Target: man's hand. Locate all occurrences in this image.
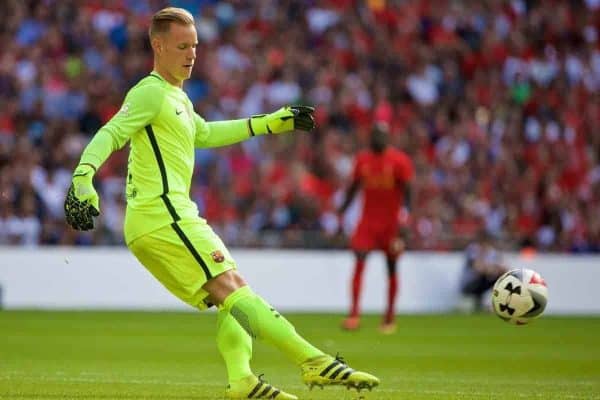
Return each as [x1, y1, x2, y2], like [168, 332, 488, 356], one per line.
[390, 225, 410, 255]
[248, 105, 315, 135]
[64, 164, 100, 231]
[389, 237, 406, 256]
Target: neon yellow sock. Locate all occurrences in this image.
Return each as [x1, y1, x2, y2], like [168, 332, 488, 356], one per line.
[216, 307, 253, 382]
[223, 286, 324, 365]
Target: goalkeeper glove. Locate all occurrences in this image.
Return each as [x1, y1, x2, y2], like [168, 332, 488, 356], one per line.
[64, 164, 100, 231]
[248, 105, 315, 136]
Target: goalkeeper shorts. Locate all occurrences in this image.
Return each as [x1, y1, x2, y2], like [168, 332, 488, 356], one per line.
[128, 218, 237, 310]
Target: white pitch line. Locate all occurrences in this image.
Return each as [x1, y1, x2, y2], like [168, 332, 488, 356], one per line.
[1, 375, 598, 399]
[3, 370, 598, 387]
[383, 375, 599, 386]
[389, 388, 599, 400]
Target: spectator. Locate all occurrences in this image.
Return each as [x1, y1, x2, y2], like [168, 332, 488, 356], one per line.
[0, 0, 598, 251]
[458, 232, 507, 313]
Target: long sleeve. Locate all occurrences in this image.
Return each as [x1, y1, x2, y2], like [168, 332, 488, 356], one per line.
[80, 82, 164, 169]
[194, 114, 251, 148]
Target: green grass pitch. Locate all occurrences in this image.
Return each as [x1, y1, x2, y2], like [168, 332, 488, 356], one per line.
[1, 311, 599, 399]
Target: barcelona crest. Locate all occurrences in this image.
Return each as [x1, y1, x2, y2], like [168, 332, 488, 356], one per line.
[211, 250, 225, 263]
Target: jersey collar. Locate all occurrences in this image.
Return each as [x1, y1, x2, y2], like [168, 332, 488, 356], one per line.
[149, 71, 165, 81]
[149, 70, 185, 93]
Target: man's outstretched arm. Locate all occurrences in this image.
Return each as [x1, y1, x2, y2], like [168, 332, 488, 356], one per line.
[195, 105, 315, 148]
[64, 83, 163, 231]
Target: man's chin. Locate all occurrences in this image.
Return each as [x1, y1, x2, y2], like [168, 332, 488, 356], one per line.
[172, 75, 187, 83]
[178, 72, 192, 81]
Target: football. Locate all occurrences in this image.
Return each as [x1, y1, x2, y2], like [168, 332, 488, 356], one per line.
[491, 268, 548, 325]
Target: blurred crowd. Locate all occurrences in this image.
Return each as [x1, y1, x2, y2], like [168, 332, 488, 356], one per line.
[0, 0, 599, 251]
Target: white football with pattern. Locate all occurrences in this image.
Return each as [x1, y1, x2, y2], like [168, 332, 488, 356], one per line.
[492, 268, 548, 325]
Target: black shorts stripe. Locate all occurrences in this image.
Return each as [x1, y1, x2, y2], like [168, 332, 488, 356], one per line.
[171, 222, 212, 280]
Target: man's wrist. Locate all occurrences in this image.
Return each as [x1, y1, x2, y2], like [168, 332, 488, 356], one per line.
[248, 115, 269, 136]
[79, 163, 97, 172]
[73, 163, 97, 178]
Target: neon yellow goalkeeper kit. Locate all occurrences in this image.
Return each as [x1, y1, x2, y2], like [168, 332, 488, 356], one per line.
[66, 70, 379, 398]
[79, 72, 252, 243]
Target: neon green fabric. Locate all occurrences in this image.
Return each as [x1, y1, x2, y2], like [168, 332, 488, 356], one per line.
[78, 71, 251, 243]
[216, 308, 253, 382]
[195, 118, 249, 148]
[128, 219, 237, 311]
[71, 164, 99, 211]
[223, 286, 324, 365]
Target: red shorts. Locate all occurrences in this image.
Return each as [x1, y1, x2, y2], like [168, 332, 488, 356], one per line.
[351, 220, 402, 255]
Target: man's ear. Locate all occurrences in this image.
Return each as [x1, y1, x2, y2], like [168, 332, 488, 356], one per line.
[151, 36, 162, 54]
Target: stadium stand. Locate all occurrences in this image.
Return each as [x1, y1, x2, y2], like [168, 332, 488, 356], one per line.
[0, 0, 598, 251]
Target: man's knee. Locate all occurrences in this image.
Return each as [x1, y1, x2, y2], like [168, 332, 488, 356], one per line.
[203, 270, 247, 306]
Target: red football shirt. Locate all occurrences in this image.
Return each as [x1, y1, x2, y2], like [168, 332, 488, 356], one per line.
[352, 148, 414, 223]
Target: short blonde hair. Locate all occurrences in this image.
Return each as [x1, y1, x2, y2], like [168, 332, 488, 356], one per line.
[149, 7, 195, 38]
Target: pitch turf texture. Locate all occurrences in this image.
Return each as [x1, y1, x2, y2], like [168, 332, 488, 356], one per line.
[1, 312, 598, 399]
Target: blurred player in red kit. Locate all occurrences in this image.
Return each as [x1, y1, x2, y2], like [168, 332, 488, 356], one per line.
[338, 125, 414, 334]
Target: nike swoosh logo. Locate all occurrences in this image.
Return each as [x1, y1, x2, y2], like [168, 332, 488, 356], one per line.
[176, 109, 183, 115]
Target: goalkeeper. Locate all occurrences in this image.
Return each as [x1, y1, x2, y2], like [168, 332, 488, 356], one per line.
[64, 7, 378, 400]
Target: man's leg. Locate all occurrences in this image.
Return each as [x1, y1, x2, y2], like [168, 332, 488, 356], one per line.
[206, 273, 323, 365]
[217, 308, 298, 400]
[216, 308, 253, 382]
[463, 275, 493, 312]
[342, 251, 367, 330]
[380, 254, 399, 334]
[128, 220, 299, 399]
[460, 274, 482, 313]
[205, 270, 380, 391]
[474, 276, 499, 312]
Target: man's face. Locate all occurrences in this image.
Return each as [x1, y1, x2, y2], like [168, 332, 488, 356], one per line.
[155, 23, 197, 83]
[369, 129, 388, 153]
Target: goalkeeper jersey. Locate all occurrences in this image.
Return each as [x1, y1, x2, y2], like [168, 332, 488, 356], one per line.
[80, 72, 249, 244]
